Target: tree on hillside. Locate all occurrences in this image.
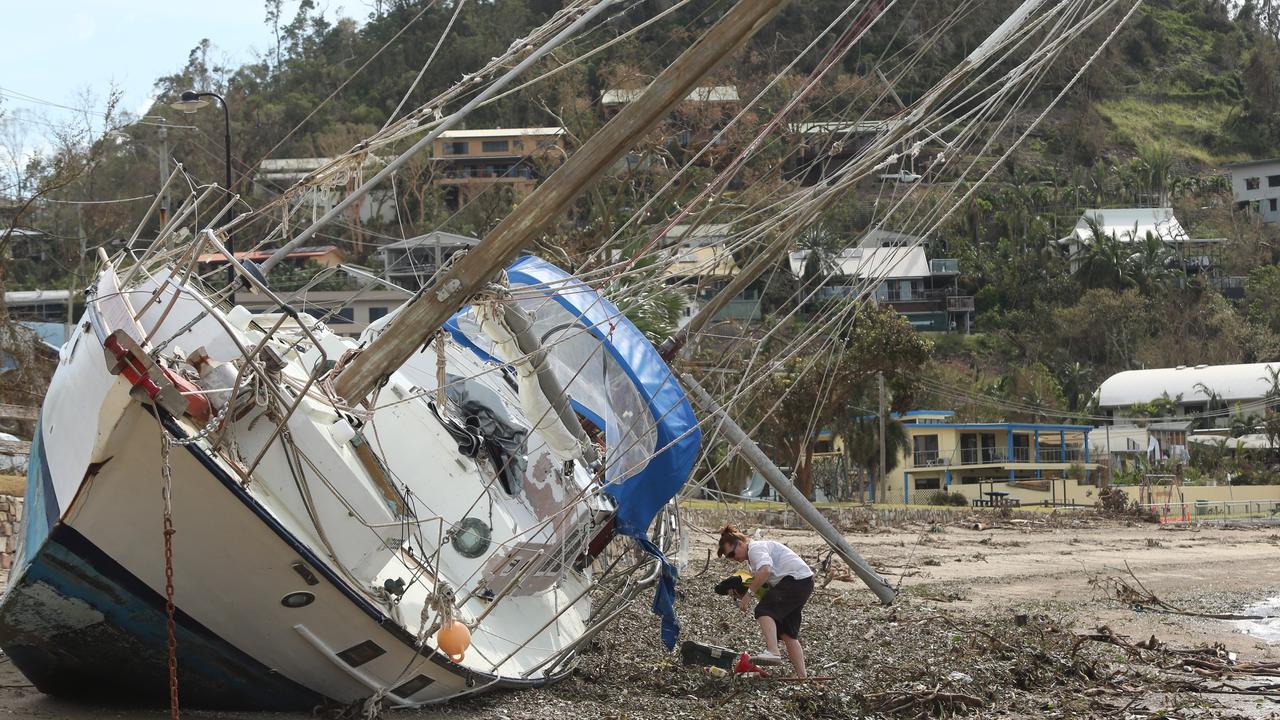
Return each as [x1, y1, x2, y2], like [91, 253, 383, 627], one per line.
[1057, 361, 1094, 413]
[1242, 36, 1280, 146]
[733, 305, 931, 499]
[1137, 143, 1175, 207]
[1128, 231, 1179, 294]
[1074, 218, 1134, 291]
[1052, 288, 1153, 373]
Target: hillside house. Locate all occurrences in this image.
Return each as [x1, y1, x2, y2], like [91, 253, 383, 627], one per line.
[378, 231, 480, 291]
[655, 223, 761, 324]
[787, 231, 971, 332]
[197, 245, 346, 271]
[430, 128, 565, 210]
[257, 157, 397, 224]
[1226, 158, 1280, 224]
[1063, 208, 1235, 289]
[1063, 207, 1189, 253]
[785, 120, 907, 186]
[3, 289, 76, 323]
[602, 86, 739, 155]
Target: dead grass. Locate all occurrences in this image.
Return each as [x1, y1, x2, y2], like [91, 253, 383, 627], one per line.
[1095, 98, 1245, 166]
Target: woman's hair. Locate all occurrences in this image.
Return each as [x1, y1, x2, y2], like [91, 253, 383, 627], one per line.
[717, 524, 751, 557]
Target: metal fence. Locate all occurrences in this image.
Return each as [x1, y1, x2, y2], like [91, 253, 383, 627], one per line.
[1139, 500, 1280, 522]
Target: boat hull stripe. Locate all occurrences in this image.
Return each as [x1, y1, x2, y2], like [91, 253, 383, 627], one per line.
[0, 523, 323, 710]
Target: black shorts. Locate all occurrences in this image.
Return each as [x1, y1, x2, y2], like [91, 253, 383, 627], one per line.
[753, 575, 814, 639]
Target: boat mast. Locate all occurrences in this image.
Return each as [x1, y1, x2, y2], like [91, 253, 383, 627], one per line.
[658, 0, 1051, 360]
[333, 0, 790, 405]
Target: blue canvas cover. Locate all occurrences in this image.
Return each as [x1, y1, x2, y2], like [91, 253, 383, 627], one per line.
[445, 256, 701, 647]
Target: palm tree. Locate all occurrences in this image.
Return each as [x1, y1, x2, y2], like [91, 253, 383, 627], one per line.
[1073, 216, 1134, 290]
[1058, 362, 1093, 413]
[1230, 410, 1262, 439]
[841, 416, 911, 503]
[1138, 143, 1176, 206]
[1192, 382, 1226, 430]
[1260, 365, 1280, 400]
[1127, 231, 1178, 293]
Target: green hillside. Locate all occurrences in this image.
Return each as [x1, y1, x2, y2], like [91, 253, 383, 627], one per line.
[6, 0, 1280, 435]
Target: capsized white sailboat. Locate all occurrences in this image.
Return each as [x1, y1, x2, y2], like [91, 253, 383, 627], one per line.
[0, 237, 697, 708]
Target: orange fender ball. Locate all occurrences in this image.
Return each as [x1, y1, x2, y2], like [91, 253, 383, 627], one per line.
[436, 620, 471, 662]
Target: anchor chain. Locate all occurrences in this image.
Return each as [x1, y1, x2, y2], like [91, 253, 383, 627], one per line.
[160, 433, 181, 719]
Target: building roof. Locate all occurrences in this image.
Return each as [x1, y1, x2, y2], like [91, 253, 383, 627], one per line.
[858, 228, 926, 249]
[1066, 208, 1189, 246]
[378, 231, 481, 252]
[437, 127, 565, 139]
[1096, 362, 1280, 407]
[1188, 432, 1275, 449]
[4, 289, 73, 305]
[787, 245, 931, 281]
[197, 245, 343, 264]
[258, 156, 386, 185]
[1224, 158, 1280, 170]
[662, 245, 739, 279]
[660, 223, 736, 246]
[259, 157, 384, 172]
[602, 85, 739, 105]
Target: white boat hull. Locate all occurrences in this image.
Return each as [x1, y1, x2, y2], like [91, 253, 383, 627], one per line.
[0, 267, 591, 708]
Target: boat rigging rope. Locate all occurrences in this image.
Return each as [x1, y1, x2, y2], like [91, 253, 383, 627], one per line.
[160, 433, 181, 720]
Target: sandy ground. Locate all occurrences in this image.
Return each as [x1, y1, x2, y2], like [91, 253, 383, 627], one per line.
[804, 518, 1280, 662]
[0, 516, 1277, 718]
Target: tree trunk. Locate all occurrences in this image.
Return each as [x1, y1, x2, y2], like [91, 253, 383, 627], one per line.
[794, 440, 814, 499]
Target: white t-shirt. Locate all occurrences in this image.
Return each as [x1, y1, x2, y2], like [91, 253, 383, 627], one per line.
[746, 540, 813, 582]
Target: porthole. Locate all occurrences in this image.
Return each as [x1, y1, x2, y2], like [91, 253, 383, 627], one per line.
[451, 518, 492, 558]
[281, 591, 316, 608]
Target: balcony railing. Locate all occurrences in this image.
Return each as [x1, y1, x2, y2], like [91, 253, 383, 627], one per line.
[442, 167, 534, 180]
[930, 258, 960, 274]
[909, 446, 1090, 468]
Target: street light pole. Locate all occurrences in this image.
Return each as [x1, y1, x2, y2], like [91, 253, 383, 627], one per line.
[172, 90, 236, 304]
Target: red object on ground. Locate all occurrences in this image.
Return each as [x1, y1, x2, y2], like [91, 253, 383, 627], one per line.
[734, 652, 769, 676]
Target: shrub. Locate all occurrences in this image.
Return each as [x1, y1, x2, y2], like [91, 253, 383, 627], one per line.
[926, 490, 970, 507]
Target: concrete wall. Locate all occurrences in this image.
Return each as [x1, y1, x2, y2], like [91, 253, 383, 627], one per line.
[917, 478, 1280, 507]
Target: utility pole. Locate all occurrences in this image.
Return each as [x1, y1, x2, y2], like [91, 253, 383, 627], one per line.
[157, 124, 170, 226]
[1104, 423, 1112, 488]
[878, 371, 887, 504]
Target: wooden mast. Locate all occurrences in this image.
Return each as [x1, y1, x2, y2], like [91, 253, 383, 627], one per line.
[334, 0, 789, 404]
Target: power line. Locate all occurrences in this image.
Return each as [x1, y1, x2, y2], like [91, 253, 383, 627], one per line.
[44, 193, 156, 205]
